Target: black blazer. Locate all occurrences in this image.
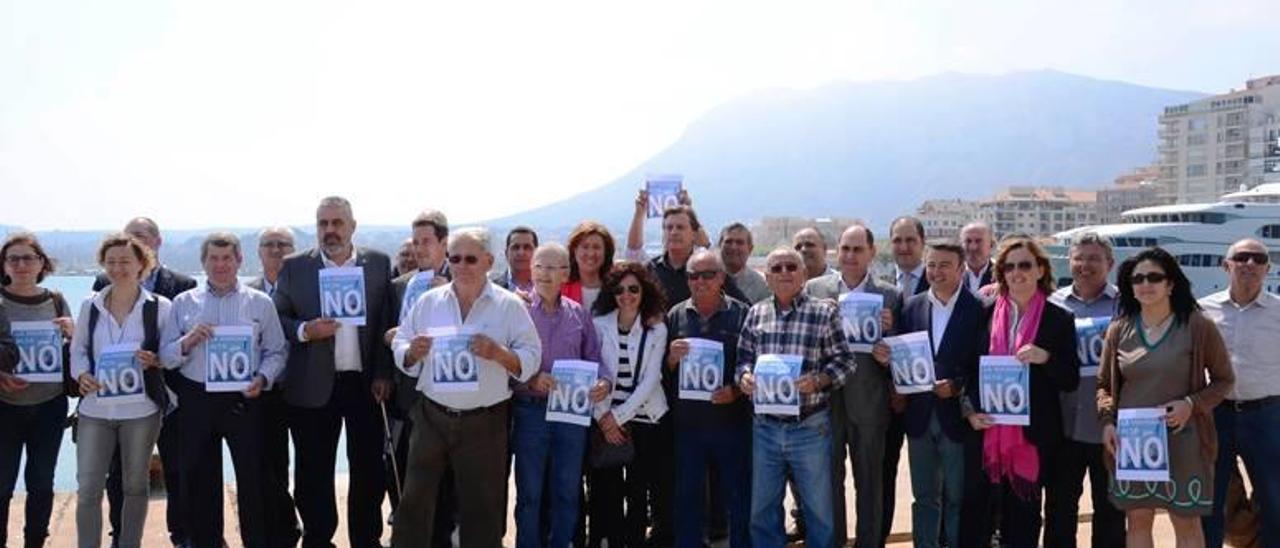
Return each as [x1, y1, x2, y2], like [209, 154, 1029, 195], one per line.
[964, 298, 1081, 449]
[93, 266, 197, 300]
[901, 288, 988, 442]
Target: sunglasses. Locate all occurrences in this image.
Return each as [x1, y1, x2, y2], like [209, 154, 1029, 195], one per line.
[1001, 260, 1036, 273]
[686, 270, 719, 281]
[448, 255, 481, 265]
[612, 284, 642, 295]
[1229, 252, 1269, 265]
[1131, 272, 1168, 285]
[769, 263, 800, 274]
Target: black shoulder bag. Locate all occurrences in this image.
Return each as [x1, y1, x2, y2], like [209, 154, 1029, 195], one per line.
[589, 325, 646, 469]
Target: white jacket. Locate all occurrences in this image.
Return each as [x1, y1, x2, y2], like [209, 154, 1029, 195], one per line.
[593, 311, 668, 425]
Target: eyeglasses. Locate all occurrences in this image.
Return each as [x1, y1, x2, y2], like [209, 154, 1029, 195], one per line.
[3, 254, 40, 266]
[769, 263, 800, 274]
[448, 255, 481, 265]
[686, 270, 719, 281]
[1000, 260, 1036, 273]
[1229, 252, 1269, 265]
[612, 284, 642, 295]
[259, 241, 294, 249]
[1131, 272, 1168, 285]
[532, 264, 568, 272]
[794, 242, 817, 250]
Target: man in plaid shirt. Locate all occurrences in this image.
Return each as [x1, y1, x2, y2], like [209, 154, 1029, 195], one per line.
[738, 247, 857, 548]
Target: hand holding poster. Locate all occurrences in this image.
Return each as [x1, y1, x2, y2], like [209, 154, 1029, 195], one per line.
[679, 338, 724, 401]
[645, 174, 683, 218]
[1074, 316, 1111, 377]
[979, 355, 1030, 426]
[546, 360, 600, 427]
[319, 266, 367, 326]
[839, 292, 884, 352]
[205, 325, 257, 392]
[400, 270, 436, 324]
[12, 320, 63, 383]
[1116, 408, 1170, 482]
[752, 354, 802, 416]
[95, 343, 146, 405]
[428, 326, 479, 393]
[884, 331, 935, 395]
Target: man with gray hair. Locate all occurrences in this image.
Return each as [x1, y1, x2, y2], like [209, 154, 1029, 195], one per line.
[720, 223, 770, 304]
[391, 227, 541, 547]
[959, 221, 995, 296]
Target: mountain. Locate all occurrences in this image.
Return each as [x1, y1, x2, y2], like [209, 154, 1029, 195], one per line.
[485, 70, 1205, 237]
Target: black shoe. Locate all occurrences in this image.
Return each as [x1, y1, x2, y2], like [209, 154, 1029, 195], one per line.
[785, 524, 805, 543]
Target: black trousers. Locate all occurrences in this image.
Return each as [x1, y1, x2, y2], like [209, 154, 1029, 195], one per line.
[1043, 439, 1126, 548]
[174, 376, 268, 548]
[588, 421, 669, 547]
[960, 430, 1047, 548]
[290, 372, 387, 548]
[261, 388, 301, 547]
[880, 411, 906, 544]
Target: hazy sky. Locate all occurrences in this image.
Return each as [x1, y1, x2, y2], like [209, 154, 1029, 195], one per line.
[2, 0, 1276, 230]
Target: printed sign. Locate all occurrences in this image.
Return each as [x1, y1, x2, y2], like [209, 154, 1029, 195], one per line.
[12, 320, 63, 383]
[979, 355, 1030, 426]
[1116, 408, 1171, 482]
[1074, 316, 1111, 377]
[95, 343, 146, 405]
[679, 338, 725, 401]
[752, 354, 802, 416]
[205, 325, 257, 392]
[319, 266, 367, 326]
[428, 326, 478, 393]
[546, 360, 599, 427]
[884, 331, 935, 395]
[839, 292, 883, 352]
[400, 270, 436, 323]
[645, 174, 683, 218]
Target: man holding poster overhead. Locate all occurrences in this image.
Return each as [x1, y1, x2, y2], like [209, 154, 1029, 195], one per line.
[164, 232, 286, 548]
[273, 196, 395, 548]
[737, 247, 856, 548]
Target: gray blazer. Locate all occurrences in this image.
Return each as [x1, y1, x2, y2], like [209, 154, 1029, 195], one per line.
[803, 272, 902, 426]
[273, 247, 394, 409]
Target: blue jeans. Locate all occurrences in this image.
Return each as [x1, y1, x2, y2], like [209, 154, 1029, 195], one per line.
[751, 410, 834, 548]
[0, 396, 67, 547]
[675, 424, 751, 548]
[513, 398, 588, 548]
[1204, 402, 1280, 548]
[907, 413, 964, 548]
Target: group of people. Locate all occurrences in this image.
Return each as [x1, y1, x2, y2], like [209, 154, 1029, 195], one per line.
[0, 190, 1274, 548]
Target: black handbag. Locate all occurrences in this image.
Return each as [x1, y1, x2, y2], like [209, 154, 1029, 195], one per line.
[588, 324, 648, 469]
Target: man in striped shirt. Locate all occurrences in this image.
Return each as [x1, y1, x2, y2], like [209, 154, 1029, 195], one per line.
[738, 247, 857, 548]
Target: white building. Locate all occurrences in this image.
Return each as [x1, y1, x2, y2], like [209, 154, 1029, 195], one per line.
[916, 199, 979, 240]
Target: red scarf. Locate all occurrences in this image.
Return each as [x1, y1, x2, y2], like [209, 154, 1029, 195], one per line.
[984, 290, 1045, 500]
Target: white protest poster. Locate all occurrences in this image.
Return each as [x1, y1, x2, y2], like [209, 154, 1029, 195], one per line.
[95, 343, 147, 405]
[546, 360, 599, 427]
[428, 326, 479, 393]
[1116, 408, 1171, 482]
[839, 292, 884, 352]
[400, 270, 435, 324]
[319, 266, 367, 326]
[205, 325, 257, 392]
[884, 331, 935, 395]
[752, 354, 802, 416]
[12, 320, 63, 383]
[1074, 316, 1111, 377]
[979, 355, 1030, 426]
[679, 338, 724, 402]
[645, 174, 683, 218]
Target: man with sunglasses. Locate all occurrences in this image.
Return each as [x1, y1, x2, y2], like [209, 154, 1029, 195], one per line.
[1199, 239, 1280, 548]
[273, 196, 395, 548]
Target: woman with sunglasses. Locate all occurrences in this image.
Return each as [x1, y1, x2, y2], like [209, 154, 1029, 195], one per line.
[587, 262, 668, 548]
[0, 233, 74, 548]
[963, 237, 1080, 547]
[564, 221, 617, 314]
[1097, 247, 1233, 548]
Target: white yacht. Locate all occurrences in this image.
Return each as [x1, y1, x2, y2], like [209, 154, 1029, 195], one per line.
[1050, 183, 1280, 297]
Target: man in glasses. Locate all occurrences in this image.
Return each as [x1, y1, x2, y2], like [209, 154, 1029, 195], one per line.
[391, 227, 541, 547]
[1200, 238, 1280, 548]
[737, 247, 857, 548]
[250, 226, 296, 297]
[273, 195, 395, 548]
[793, 227, 835, 281]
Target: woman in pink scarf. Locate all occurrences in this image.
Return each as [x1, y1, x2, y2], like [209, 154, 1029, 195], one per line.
[963, 237, 1081, 547]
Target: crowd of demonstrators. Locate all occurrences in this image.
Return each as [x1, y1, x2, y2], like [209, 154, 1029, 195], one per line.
[1, 189, 1276, 548]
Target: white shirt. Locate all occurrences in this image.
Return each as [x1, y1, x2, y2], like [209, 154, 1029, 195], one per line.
[581, 287, 602, 316]
[965, 263, 991, 295]
[164, 282, 288, 388]
[1199, 289, 1280, 401]
[261, 277, 278, 297]
[896, 263, 925, 296]
[297, 250, 363, 373]
[70, 286, 179, 420]
[393, 282, 541, 409]
[926, 287, 961, 354]
[838, 271, 871, 296]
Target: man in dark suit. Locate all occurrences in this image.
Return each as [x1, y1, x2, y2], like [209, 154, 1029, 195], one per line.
[960, 222, 995, 297]
[804, 224, 902, 548]
[887, 241, 987, 548]
[91, 217, 202, 548]
[273, 196, 393, 548]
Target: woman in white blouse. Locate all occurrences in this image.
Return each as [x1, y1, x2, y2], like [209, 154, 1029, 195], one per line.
[70, 234, 178, 548]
